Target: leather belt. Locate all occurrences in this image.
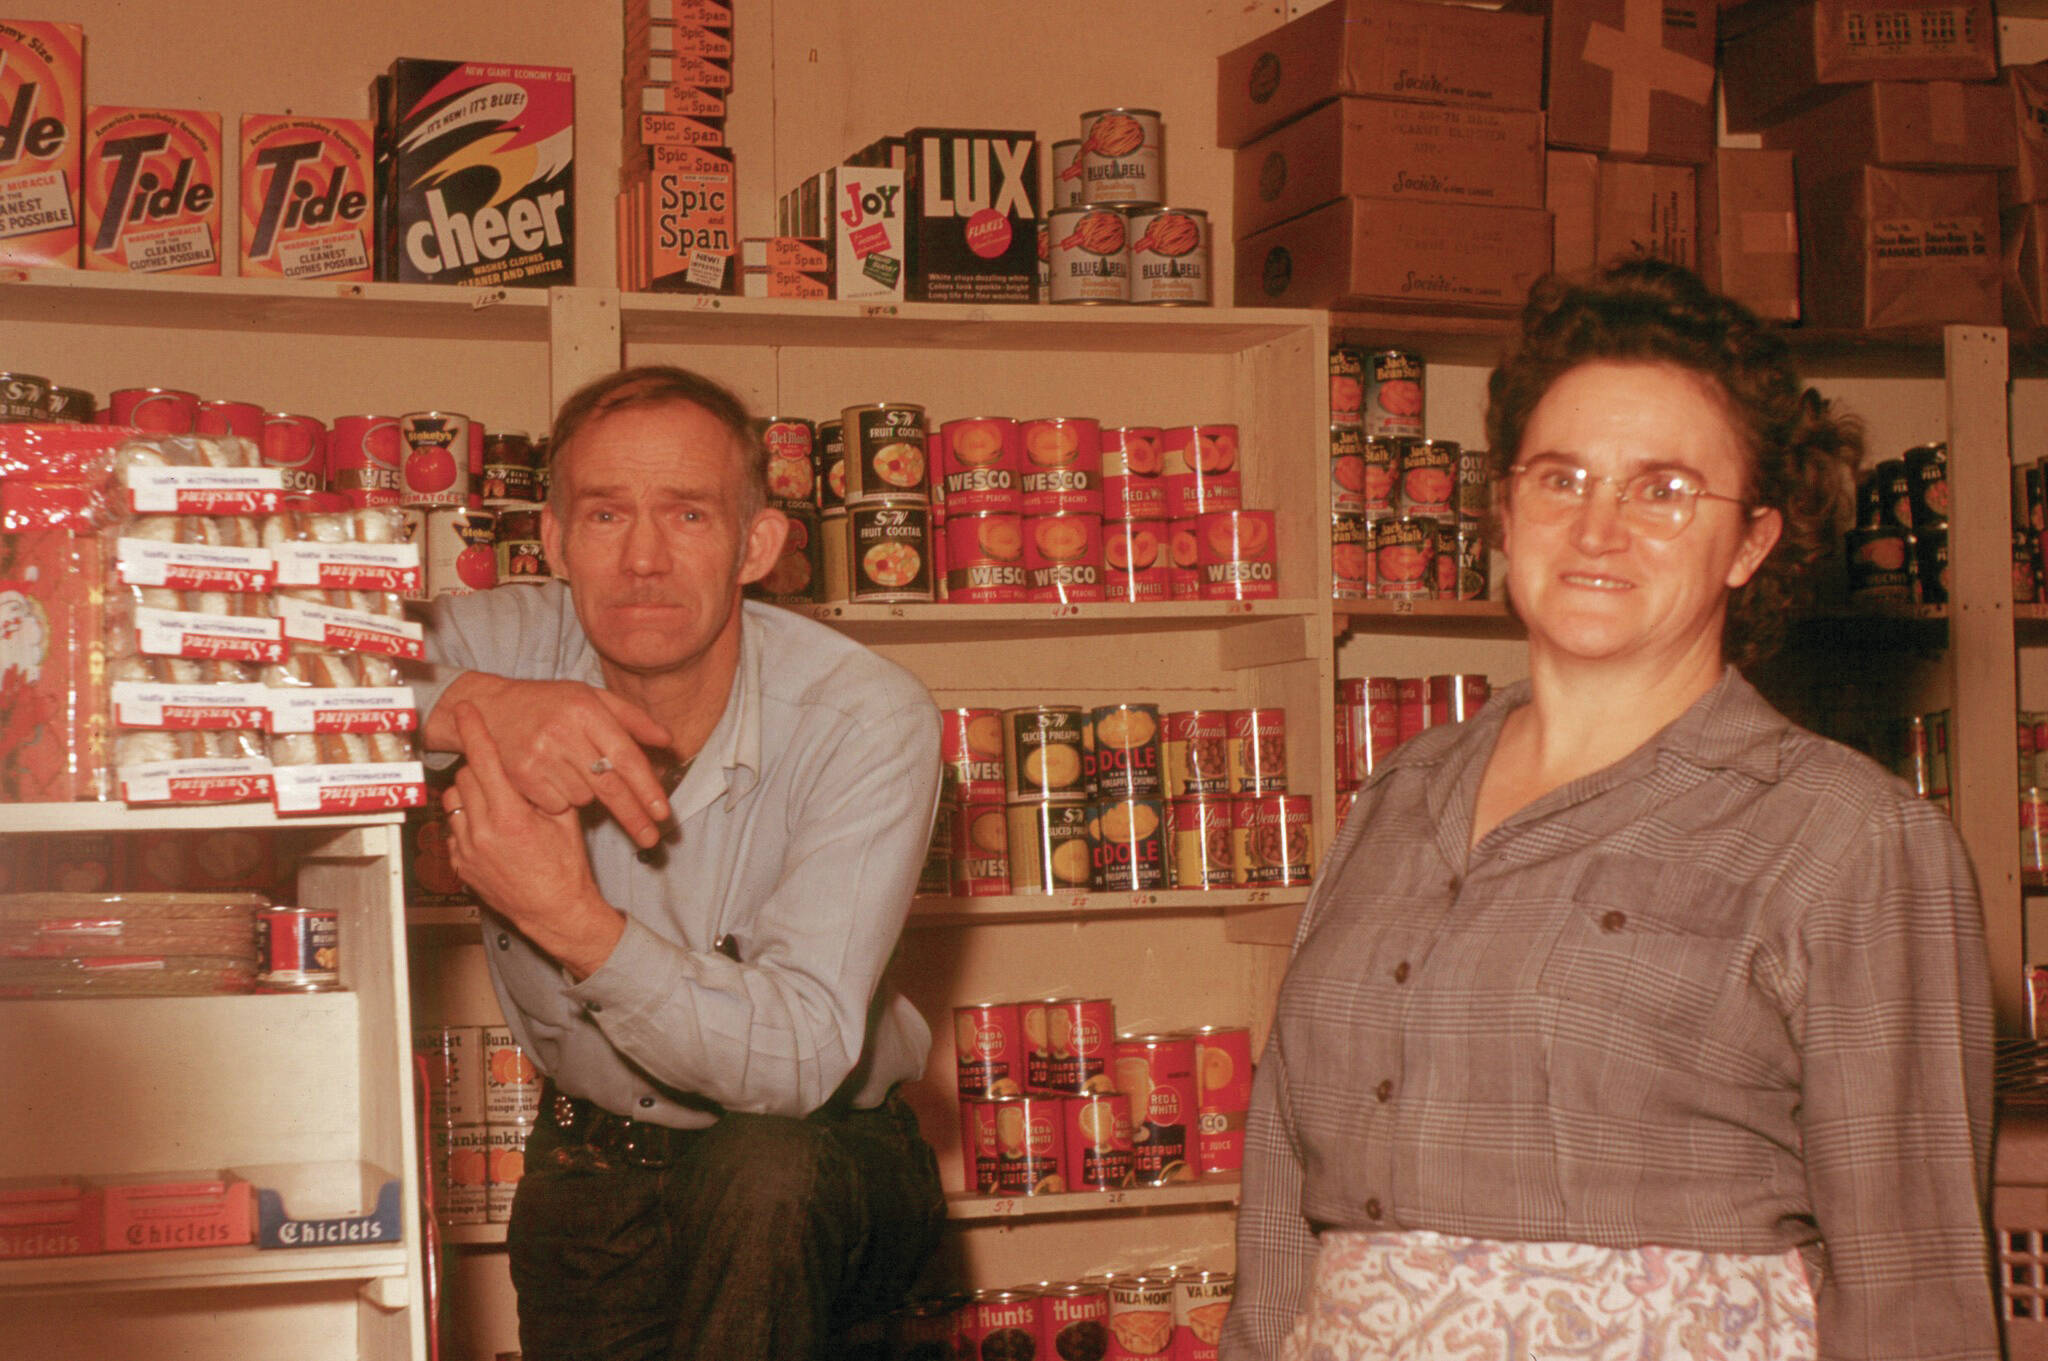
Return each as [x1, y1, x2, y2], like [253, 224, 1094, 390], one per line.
[540, 1079, 686, 1171]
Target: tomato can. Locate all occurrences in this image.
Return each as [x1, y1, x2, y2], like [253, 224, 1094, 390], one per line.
[841, 402, 929, 501]
[431, 1124, 488, 1225]
[255, 906, 340, 991]
[495, 506, 550, 584]
[1127, 206, 1210, 306]
[259, 412, 328, 494]
[848, 499, 933, 603]
[1160, 425, 1242, 518]
[940, 708, 1006, 801]
[1173, 1269, 1236, 1360]
[1007, 799, 1093, 893]
[817, 419, 847, 511]
[1048, 203, 1130, 304]
[1197, 510, 1277, 601]
[479, 429, 539, 507]
[1366, 349, 1424, 440]
[1332, 513, 1369, 599]
[1169, 796, 1235, 889]
[1398, 438, 1458, 519]
[1079, 107, 1164, 204]
[1107, 1273, 1177, 1359]
[1091, 704, 1162, 798]
[1167, 517, 1202, 600]
[1042, 1282, 1112, 1359]
[1426, 674, 1491, 728]
[939, 417, 1023, 515]
[1163, 710, 1229, 798]
[1374, 514, 1437, 601]
[485, 1121, 529, 1223]
[1113, 1034, 1197, 1185]
[950, 800, 1011, 897]
[1019, 417, 1102, 514]
[482, 1025, 541, 1124]
[942, 511, 1026, 603]
[965, 1291, 1044, 1358]
[761, 416, 817, 510]
[1101, 425, 1167, 520]
[1063, 1093, 1135, 1190]
[1024, 512, 1105, 603]
[1192, 1025, 1253, 1176]
[1233, 793, 1314, 886]
[955, 1001, 1026, 1099]
[414, 1024, 485, 1126]
[1091, 797, 1168, 891]
[398, 411, 475, 507]
[1026, 996, 1118, 1094]
[1005, 706, 1088, 800]
[1104, 519, 1170, 602]
[110, 387, 199, 433]
[328, 414, 403, 507]
[426, 506, 499, 597]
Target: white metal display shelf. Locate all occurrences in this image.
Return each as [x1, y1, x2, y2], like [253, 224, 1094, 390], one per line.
[906, 887, 1310, 927]
[947, 1178, 1239, 1222]
[0, 802, 404, 833]
[0, 1241, 410, 1296]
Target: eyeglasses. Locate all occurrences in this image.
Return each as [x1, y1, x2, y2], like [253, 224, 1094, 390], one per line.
[1507, 456, 1760, 540]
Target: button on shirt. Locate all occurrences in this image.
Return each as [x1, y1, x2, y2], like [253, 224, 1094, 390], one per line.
[414, 582, 940, 1129]
[1224, 668, 1996, 1361]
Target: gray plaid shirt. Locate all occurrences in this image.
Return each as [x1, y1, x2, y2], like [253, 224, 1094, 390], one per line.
[1225, 667, 1995, 1360]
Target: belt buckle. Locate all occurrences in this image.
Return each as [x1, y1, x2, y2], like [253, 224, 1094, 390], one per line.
[547, 1089, 586, 1140]
[624, 1121, 671, 1170]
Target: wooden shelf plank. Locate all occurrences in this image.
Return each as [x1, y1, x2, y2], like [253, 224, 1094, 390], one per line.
[0, 803, 402, 834]
[405, 904, 482, 930]
[1335, 599, 1523, 639]
[439, 1223, 509, 1246]
[946, 1178, 1239, 1222]
[906, 887, 1308, 926]
[0, 1242, 410, 1296]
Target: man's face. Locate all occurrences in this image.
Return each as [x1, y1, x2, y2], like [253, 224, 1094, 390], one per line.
[540, 400, 785, 681]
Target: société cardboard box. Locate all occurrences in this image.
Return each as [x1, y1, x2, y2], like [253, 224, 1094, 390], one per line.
[1521, 0, 1716, 164]
[1234, 96, 1545, 240]
[1235, 196, 1551, 311]
[1699, 148, 1800, 322]
[0, 20, 84, 269]
[2003, 63, 2048, 205]
[1595, 160, 1696, 270]
[82, 107, 223, 275]
[1215, 0, 1544, 150]
[2001, 202, 2048, 329]
[1547, 150, 1600, 276]
[1722, 0, 1998, 132]
[1800, 164, 1999, 328]
[1761, 81, 2015, 170]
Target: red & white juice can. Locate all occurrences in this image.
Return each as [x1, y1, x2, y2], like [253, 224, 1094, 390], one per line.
[1103, 519, 1169, 602]
[1024, 995, 1116, 1094]
[1167, 517, 1201, 600]
[1063, 1092, 1135, 1190]
[954, 1001, 1025, 1099]
[1192, 1024, 1253, 1175]
[1113, 1033, 1197, 1184]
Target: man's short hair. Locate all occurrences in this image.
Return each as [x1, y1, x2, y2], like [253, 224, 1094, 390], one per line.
[547, 366, 768, 518]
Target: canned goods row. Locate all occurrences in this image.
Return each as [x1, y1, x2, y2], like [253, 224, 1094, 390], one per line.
[1857, 443, 1949, 533]
[873, 1268, 1232, 1361]
[0, 371, 95, 423]
[1844, 523, 1948, 608]
[414, 1024, 543, 1127]
[941, 705, 1286, 803]
[1045, 203, 1211, 306]
[2026, 787, 2048, 880]
[1330, 345, 1425, 440]
[1331, 431, 1490, 522]
[2013, 455, 2048, 606]
[1333, 514, 1489, 602]
[402, 505, 551, 601]
[427, 1120, 530, 1226]
[1335, 675, 1491, 791]
[1886, 709, 1954, 813]
[254, 905, 340, 992]
[2021, 712, 2048, 790]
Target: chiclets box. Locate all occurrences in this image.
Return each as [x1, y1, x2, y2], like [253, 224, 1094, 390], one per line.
[83, 107, 222, 275]
[904, 128, 1037, 304]
[379, 59, 574, 288]
[0, 19, 83, 268]
[240, 115, 374, 281]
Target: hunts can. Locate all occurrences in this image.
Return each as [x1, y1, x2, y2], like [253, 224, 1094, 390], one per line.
[964, 1291, 1044, 1359]
[1366, 349, 1424, 440]
[1100, 425, 1167, 521]
[1160, 425, 1242, 518]
[1026, 996, 1118, 1094]
[1019, 417, 1103, 514]
[399, 411, 475, 508]
[950, 800, 1011, 897]
[1005, 705, 1088, 800]
[1192, 1025, 1253, 1176]
[1091, 703, 1162, 798]
[1047, 203, 1130, 304]
[1198, 510, 1278, 601]
[1162, 709, 1229, 798]
[945, 511, 1027, 603]
[1398, 438, 1458, 519]
[847, 499, 933, 603]
[940, 708, 1006, 800]
[1063, 1094, 1135, 1190]
[1126, 206, 1210, 306]
[1007, 799, 1093, 893]
[1227, 708, 1288, 794]
[327, 414, 403, 506]
[479, 430, 539, 506]
[1374, 515, 1436, 601]
[1169, 795, 1235, 889]
[1113, 1034, 1197, 1185]
[1043, 1285, 1112, 1361]
[1078, 107, 1164, 204]
[1091, 797, 1168, 891]
[1024, 513, 1105, 603]
[841, 402, 928, 500]
[938, 417, 1022, 515]
[1104, 519, 1170, 602]
[954, 1001, 1026, 1099]
[1233, 793, 1314, 886]
[761, 416, 818, 509]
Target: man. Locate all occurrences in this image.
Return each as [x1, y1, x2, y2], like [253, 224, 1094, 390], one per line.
[413, 366, 945, 1360]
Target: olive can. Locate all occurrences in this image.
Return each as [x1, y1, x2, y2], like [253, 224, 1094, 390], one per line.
[1227, 708, 1288, 794]
[1366, 349, 1424, 440]
[1007, 799, 1093, 893]
[847, 499, 933, 603]
[1078, 107, 1164, 204]
[1163, 709, 1230, 797]
[1169, 795, 1235, 889]
[1091, 797, 1168, 891]
[841, 403, 928, 501]
[1004, 705, 1089, 801]
[817, 419, 847, 510]
[1399, 438, 1458, 518]
[1374, 515, 1437, 601]
[951, 800, 1011, 897]
[1126, 206, 1210, 306]
[1332, 513, 1369, 599]
[1091, 703, 1162, 798]
[1233, 793, 1314, 886]
[1048, 204, 1131, 304]
[761, 416, 818, 510]
[1112, 1034, 1197, 1184]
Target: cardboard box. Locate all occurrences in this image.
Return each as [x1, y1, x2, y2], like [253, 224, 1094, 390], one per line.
[1722, 0, 1998, 132]
[1235, 196, 1551, 311]
[1700, 148, 1800, 322]
[1216, 0, 1544, 149]
[83, 107, 223, 275]
[2002, 202, 2048, 329]
[903, 128, 1037, 304]
[1234, 97, 1545, 239]
[740, 236, 830, 299]
[0, 20, 83, 269]
[1530, 0, 1716, 164]
[832, 163, 906, 301]
[1801, 164, 1999, 328]
[1595, 160, 1696, 269]
[1547, 149, 1600, 275]
[1762, 81, 2015, 170]
[2004, 63, 2048, 205]
[0, 1178, 101, 1259]
[99, 1171, 252, 1253]
[239, 115, 374, 281]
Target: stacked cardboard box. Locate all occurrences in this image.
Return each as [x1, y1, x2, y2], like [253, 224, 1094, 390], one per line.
[618, 0, 738, 293]
[2002, 63, 2048, 329]
[1217, 0, 1552, 311]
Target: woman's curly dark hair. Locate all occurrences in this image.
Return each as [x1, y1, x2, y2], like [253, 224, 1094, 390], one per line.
[1484, 257, 1862, 669]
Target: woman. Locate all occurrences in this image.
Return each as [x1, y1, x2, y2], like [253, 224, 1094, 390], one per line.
[1224, 260, 1996, 1360]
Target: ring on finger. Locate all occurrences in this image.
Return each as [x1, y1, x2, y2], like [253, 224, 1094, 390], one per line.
[448, 805, 466, 816]
[589, 757, 614, 776]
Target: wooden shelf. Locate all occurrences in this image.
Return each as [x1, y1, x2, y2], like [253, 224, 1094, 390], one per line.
[907, 887, 1308, 927]
[783, 599, 1323, 645]
[1335, 599, 1522, 638]
[439, 1223, 510, 1246]
[0, 803, 403, 833]
[0, 1241, 410, 1296]
[946, 1178, 1239, 1222]
[406, 904, 482, 930]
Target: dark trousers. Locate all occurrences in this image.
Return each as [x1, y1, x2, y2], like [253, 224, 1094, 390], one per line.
[506, 1091, 946, 1361]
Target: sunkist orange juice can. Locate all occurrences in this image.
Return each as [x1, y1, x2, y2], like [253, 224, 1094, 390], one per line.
[0, 20, 84, 268]
[83, 105, 222, 274]
[239, 114, 373, 281]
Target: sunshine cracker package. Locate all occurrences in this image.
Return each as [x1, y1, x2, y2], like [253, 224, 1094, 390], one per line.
[240, 115, 373, 281]
[82, 106, 222, 275]
[0, 20, 83, 268]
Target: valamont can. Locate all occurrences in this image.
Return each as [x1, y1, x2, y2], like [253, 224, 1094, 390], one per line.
[1078, 107, 1164, 204]
[1048, 204, 1130, 304]
[1107, 1273, 1177, 1359]
[847, 499, 932, 602]
[1173, 1269, 1236, 1360]
[1126, 206, 1209, 306]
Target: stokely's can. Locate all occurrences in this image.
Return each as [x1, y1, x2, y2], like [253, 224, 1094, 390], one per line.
[964, 1290, 1045, 1359]
[255, 905, 339, 991]
[1091, 796, 1168, 891]
[1019, 417, 1103, 514]
[196, 398, 264, 439]
[1091, 704, 1162, 799]
[1126, 206, 1210, 306]
[399, 411, 475, 507]
[1170, 795, 1235, 889]
[940, 708, 1007, 801]
[430, 1124, 488, 1225]
[482, 1025, 541, 1124]
[426, 506, 499, 596]
[1007, 799, 1093, 893]
[1024, 513, 1105, 603]
[1063, 1093, 1135, 1190]
[1112, 1033, 1197, 1184]
[1454, 522, 1488, 601]
[1233, 793, 1314, 886]
[1331, 426, 1367, 515]
[485, 1121, 529, 1223]
[1197, 509, 1278, 601]
[1025, 996, 1118, 1094]
[753, 505, 818, 602]
[1455, 445, 1493, 522]
[841, 402, 928, 500]
[847, 499, 933, 603]
[955, 1001, 1026, 1099]
[1227, 708, 1287, 794]
[1042, 1283, 1112, 1360]
[1398, 438, 1458, 518]
[1366, 349, 1424, 440]
[1374, 514, 1436, 601]
[1078, 107, 1164, 204]
[1192, 1025, 1253, 1176]
[1160, 425, 1242, 518]
[1108, 1274, 1177, 1359]
[1163, 710, 1230, 798]
[495, 507, 550, 584]
[328, 414, 403, 506]
[819, 509, 849, 602]
[1005, 706, 1088, 801]
[761, 416, 818, 509]
[939, 417, 1023, 515]
[817, 419, 847, 511]
[1101, 425, 1166, 521]
[1173, 1269, 1236, 1360]
[479, 430, 540, 506]
[1332, 513, 1369, 599]
[1845, 526, 1914, 605]
[1047, 203, 1130, 304]
[414, 1024, 485, 1126]
[110, 387, 200, 433]
[1167, 517, 1202, 601]
[1104, 519, 1170, 602]
[944, 511, 1026, 603]
[1050, 137, 1086, 208]
[259, 412, 328, 494]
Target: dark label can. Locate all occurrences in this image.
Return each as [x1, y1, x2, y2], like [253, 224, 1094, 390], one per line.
[1078, 107, 1164, 204]
[399, 410, 474, 508]
[1233, 793, 1314, 886]
[1162, 709, 1229, 798]
[478, 429, 539, 507]
[1226, 708, 1287, 794]
[1331, 425, 1367, 515]
[919, 803, 953, 897]
[255, 906, 340, 991]
[0, 372, 51, 422]
[495, 506, 551, 584]
[1104, 519, 1170, 602]
[817, 419, 846, 510]
[954, 1001, 1025, 1099]
[1845, 526, 1914, 604]
[1876, 458, 1912, 529]
[1399, 438, 1458, 518]
[940, 708, 1006, 800]
[1170, 796, 1234, 890]
[1197, 509, 1277, 601]
[1101, 425, 1167, 521]
[2017, 527, 2041, 605]
[1332, 513, 1369, 599]
[761, 416, 817, 509]
[1374, 515, 1436, 600]
[1007, 799, 1092, 892]
[1127, 206, 1210, 306]
[950, 800, 1010, 897]
[848, 499, 933, 603]
[939, 417, 1022, 515]
[1161, 425, 1242, 518]
[1091, 797, 1168, 891]
[1091, 703, 1162, 798]
[842, 402, 928, 501]
[1455, 445, 1492, 522]
[1905, 442, 1949, 528]
[1024, 513, 1105, 603]
[1019, 417, 1103, 514]
[1112, 1035, 1196, 1184]
[1367, 349, 1424, 440]
[1048, 203, 1130, 304]
[944, 511, 1026, 603]
[1005, 706, 1088, 801]
[1026, 996, 1117, 1094]
[1062, 1095, 1134, 1190]
[1914, 525, 1950, 605]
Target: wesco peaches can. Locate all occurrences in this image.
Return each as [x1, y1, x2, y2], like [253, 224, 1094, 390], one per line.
[945, 511, 1026, 603]
[950, 800, 1010, 896]
[1018, 417, 1101, 514]
[954, 1001, 1025, 1099]
[940, 708, 1006, 800]
[940, 417, 1023, 514]
[1024, 512, 1104, 603]
[1192, 1024, 1254, 1175]
[1064, 1092, 1135, 1189]
[1024, 995, 1117, 1094]
[1113, 1033, 1197, 1184]
[1197, 510, 1278, 601]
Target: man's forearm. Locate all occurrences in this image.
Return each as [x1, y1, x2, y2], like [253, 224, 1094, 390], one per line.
[422, 669, 506, 753]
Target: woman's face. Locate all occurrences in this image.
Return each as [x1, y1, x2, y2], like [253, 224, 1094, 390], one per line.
[1498, 361, 1782, 674]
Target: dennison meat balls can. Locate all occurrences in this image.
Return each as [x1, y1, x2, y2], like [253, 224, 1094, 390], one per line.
[761, 416, 818, 510]
[1375, 515, 1436, 600]
[1174, 1269, 1236, 1357]
[1193, 1025, 1254, 1176]
[1101, 425, 1166, 521]
[939, 416, 1022, 514]
[1127, 206, 1210, 306]
[1227, 708, 1287, 793]
[1104, 519, 1170, 602]
[941, 708, 1006, 800]
[1063, 1093, 1135, 1190]
[1048, 203, 1131, 304]
[1399, 438, 1458, 518]
[1007, 799, 1092, 893]
[1845, 526, 1914, 604]
[945, 511, 1026, 602]
[1025, 996, 1117, 1094]
[841, 402, 928, 500]
[1108, 1274, 1177, 1358]
[955, 1001, 1025, 1099]
[1332, 513, 1369, 599]
[1091, 703, 1162, 798]
[1197, 509, 1278, 601]
[1005, 705, 1088, 800]
[848, 499, 933, 602]
[1019, 417, 1102, 514]
[479, 429, 539, 506]
[1167, 518, 1202, 600]
[966, 1290, 1043, 1358]
[1366, 349, 1424, 440]
[1091, 797, 1168, 891]
[1160, 424, 1242, 518]
[1233, 793, 1314, 886]
[1079, 107, 1164, 204]
[1164, 710, 1230, 798]
[951, 800, 1010, 896]
[1025, 513, 1105, 603]
[1170, 795, 1235, 889]
[1113, 1033, 1197, 1184]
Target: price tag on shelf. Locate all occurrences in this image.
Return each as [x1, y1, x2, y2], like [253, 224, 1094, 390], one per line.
[859, 304, 899, 318]
[469, 288, 509, 311]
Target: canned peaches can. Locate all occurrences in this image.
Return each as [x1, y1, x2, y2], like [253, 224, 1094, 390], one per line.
[1193, 1025, 1253, 1174]
[945, 511, 1027, 602]
[1226, 707, 1287, 793]
[1127, 206, 1210, 306]
[841, 402, 928, 500]
[848, 499, 933, 602]
[1047, 203, 1130, 304]
[1079, 107, 1164, 204]
[955, 1001, 1026, 1099]
[1163, 709, 1230, 797]
[1233, 793, 1314, 886]
[1026, 995, 1117, 1094]
[1113, 1033, 1197, 1185]
[939, 417, 1022, 514]
[1005, 705, 1088, 800]
[1104, 519, 1170, 602]
[1332, 513, 1369, 599]
[950, 800, 1011, 896]
[1024, 512, 1105, 603]
[1170, 796, 1235, 889]
[1091, 797, 1168, 891]
[1064, 1093, 1135, 1190]
[1019, 417, 1102, 514]
[1007, 799, 1093, 893]
[1197, 510, 1278, 601]
[1101, 425, 1167, 520]
[1092, 704, 1162, 798]
[940, 708, 1006, 800]
[1399, 438, 1458, 518]
[1159, 425, 1242, 518]
[1167, 518, 1201, 599]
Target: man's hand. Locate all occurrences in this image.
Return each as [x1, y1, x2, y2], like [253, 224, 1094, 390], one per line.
[426, 672, 674, 849]
[444, 702, 627, 980]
